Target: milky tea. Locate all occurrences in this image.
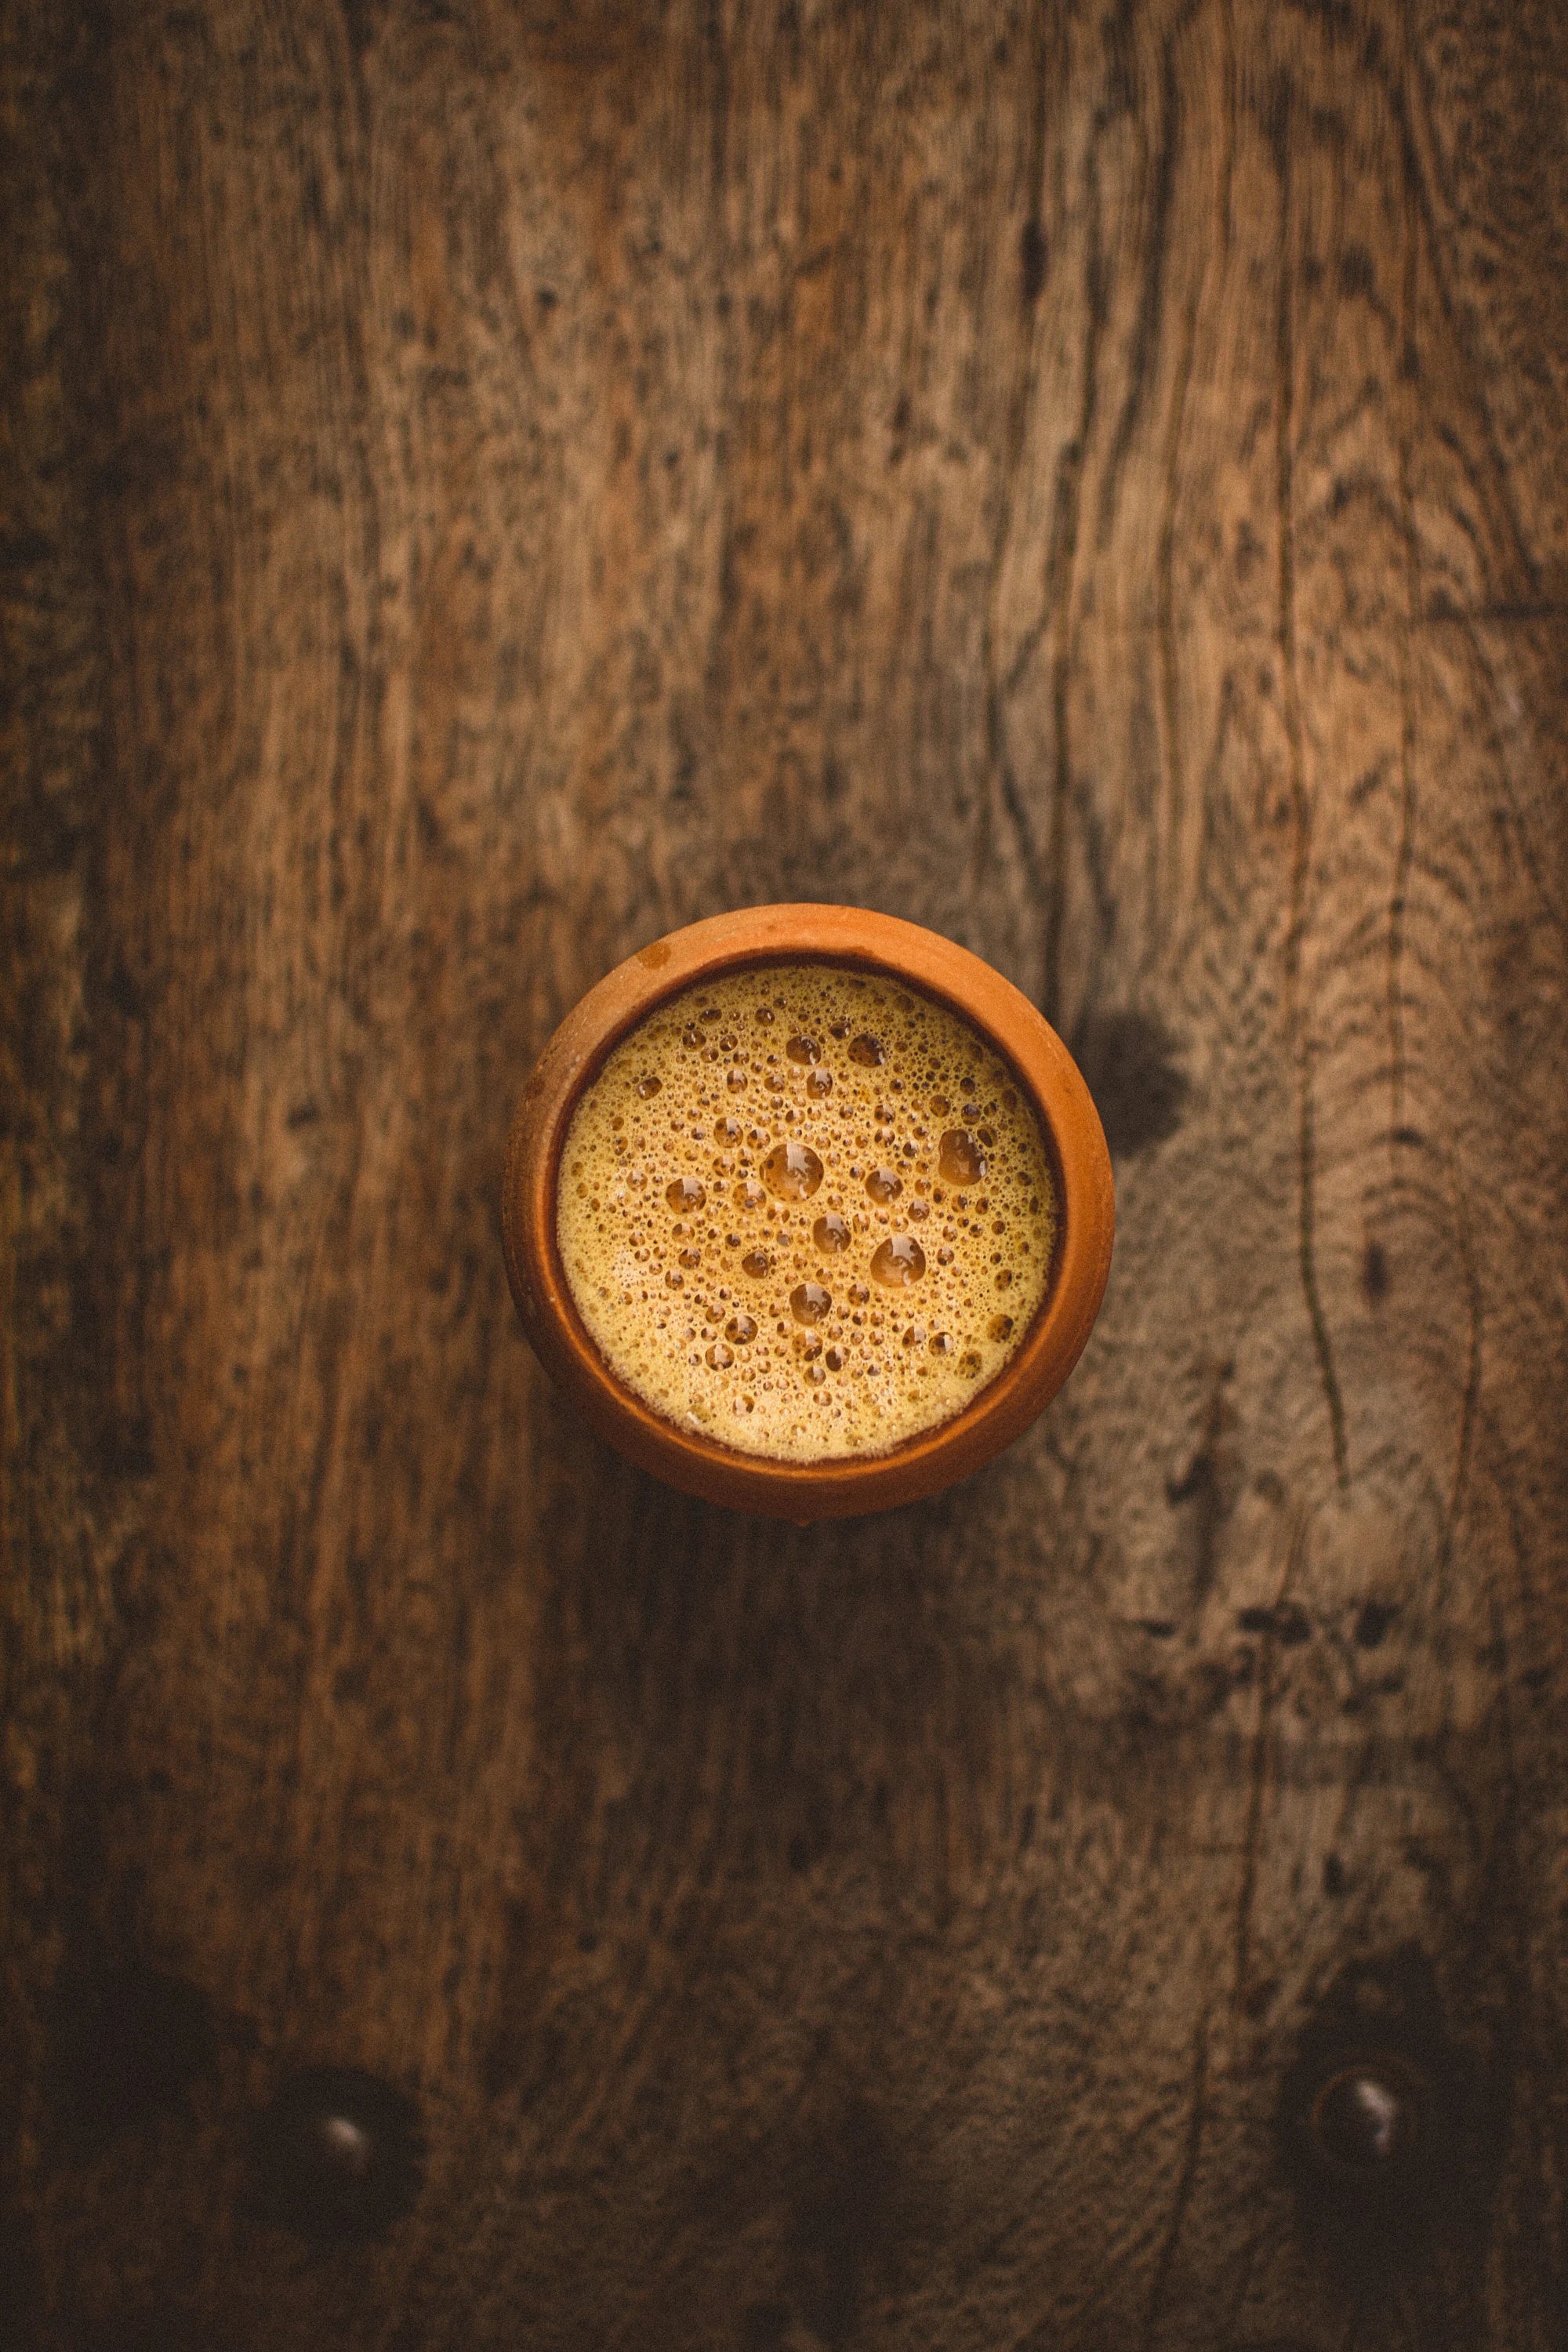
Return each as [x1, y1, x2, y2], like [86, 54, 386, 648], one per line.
[555, 963, 1059, 1463]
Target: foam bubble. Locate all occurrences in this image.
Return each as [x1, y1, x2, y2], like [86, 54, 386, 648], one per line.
[555, 962, 1058, 1462]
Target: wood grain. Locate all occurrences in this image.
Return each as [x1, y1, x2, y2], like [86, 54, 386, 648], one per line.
[4, 1, 1567, 2343]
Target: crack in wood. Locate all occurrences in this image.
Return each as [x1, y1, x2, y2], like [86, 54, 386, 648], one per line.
[1440, 1161, 1483, 1570]
[1155, 3, 1216, 970]
[1139, 2004, 1211, 2350]
[1041, 141, 1107, 1029]
[982, 7, 1053, 956]
[1274, 83, 1349, 1490]
[1234, 1507, 1307, 2008]
[1389, 91, 1421, 1172]
[1098, 19, 1179, 553]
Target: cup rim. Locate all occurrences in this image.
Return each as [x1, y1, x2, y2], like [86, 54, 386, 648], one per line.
[503, 904, 1113, 1519]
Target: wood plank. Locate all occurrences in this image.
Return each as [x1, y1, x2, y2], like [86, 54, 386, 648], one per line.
[4, 1, 1566, 2343]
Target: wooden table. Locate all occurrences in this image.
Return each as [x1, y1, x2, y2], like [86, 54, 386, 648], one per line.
[5, 2, 1566, 2343]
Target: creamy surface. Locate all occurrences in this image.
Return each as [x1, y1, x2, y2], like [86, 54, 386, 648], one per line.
[556, 962, 1058, 1461]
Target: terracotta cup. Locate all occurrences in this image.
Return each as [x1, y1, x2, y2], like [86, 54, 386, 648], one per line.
[502, 905, 1113, 1519]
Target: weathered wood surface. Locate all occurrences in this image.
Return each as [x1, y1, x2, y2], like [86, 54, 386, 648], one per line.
[5, 1, 1568, 2343]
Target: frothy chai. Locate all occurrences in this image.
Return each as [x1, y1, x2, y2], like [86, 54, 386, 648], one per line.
[554, 963, 1058, 1463]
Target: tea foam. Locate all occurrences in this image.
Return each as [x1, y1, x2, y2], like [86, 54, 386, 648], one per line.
[556, 962, 1057, 1462]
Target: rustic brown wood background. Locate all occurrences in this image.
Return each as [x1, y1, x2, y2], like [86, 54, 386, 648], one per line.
[5, 1, 1568, 2344]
